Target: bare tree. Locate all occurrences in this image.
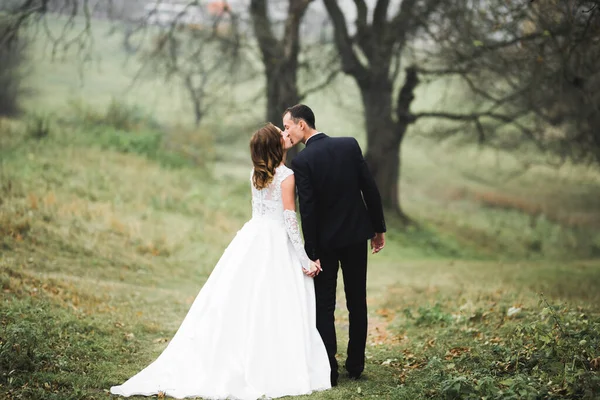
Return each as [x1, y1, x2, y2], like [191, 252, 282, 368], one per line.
[136, 3, 251, 127]
[251, 0, 307, 132]
[0, 17, 30, 117]
[323, 0, 443, 219]
[1, 0, 254, 126]
[144, 30, 235, 126]
[140, 0, 338, 131]
[250, 0, 339, 161]
[417, 0, 600, 165]
[3, 0, 338, 143]
[0, 0, 108, 68]
[323, 0, 600, 219]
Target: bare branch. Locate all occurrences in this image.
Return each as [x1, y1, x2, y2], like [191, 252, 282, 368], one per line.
[415, 67, 470, 76]
[282, 0, 312, 63]
[415, 111, 515, 124]
[353, 0, 368, 29]
[372, 0, 389, 40]
[250, 0, 280, 62]
[352, 0, 372, 61]
[322, 0, 369, 82]
[396, 66, 419, 126]
[299, 67, 341, 100]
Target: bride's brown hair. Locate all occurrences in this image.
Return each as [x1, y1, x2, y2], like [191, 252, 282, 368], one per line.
[250, 123, 284, 190]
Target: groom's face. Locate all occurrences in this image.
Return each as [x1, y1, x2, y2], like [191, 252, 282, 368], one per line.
[277, 126, 293, 150]
[282, 112, 304, 146]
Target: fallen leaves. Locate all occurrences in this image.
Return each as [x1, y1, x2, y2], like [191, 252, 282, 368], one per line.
[375, 308, 396, 322]
[444, 346, 471, 360]
[402, 349, 427, 370]
[368, 309, 402, 346]
[396, 350, 427, 384]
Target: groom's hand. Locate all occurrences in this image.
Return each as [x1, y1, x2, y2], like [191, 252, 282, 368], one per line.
[313, 259, 322, 276]
[303, 260, 322, 277]
[371, 233, 385, 254]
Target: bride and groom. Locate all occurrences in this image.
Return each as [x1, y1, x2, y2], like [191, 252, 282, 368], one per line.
[110, 104, 387, 399]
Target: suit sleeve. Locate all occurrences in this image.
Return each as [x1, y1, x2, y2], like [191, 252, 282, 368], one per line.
[291, 156, 319, 261]
[353, 138, 386, 233]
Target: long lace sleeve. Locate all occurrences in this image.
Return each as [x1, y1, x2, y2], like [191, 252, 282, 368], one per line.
[283, 209, 311, 270]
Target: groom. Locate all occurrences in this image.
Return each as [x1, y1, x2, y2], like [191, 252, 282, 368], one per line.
[283, 104, 386, 386]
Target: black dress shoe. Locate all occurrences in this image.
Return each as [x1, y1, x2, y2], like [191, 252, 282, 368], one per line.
[344, 361, 363, 380]
[347, 373, 362, 380]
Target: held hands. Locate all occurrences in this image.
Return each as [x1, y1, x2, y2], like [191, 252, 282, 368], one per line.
[302, 259, 322, 277]
[371, 232, 385, 254]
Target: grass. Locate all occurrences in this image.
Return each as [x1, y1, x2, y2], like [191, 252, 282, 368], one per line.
[22, 17, 600, 260]
[2, 113, 599, 399]
[1, 13, 599, 399]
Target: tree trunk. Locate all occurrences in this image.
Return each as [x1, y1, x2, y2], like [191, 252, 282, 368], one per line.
[250, 0, 310, 165]
[192, 100, 202, 127]
[359, 75, 411, 221]
[183, 76, 203, 127]
[265, 61, 301, 163]
[188, 87, 203, 127]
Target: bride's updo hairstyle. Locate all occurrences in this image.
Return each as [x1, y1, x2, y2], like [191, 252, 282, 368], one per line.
[250, 122, 284, 190]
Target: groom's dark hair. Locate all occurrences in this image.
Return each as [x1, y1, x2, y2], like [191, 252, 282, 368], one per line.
[283, 104, 316, 129]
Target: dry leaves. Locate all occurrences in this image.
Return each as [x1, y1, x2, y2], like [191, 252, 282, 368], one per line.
[375, 308, 396, 322]
[445, 346, 471, 360]
[396, 349, 427, 384]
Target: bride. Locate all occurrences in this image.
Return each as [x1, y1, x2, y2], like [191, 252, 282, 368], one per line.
[110, 123, 331, 399]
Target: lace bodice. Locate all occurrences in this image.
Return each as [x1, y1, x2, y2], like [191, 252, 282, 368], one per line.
[250, 165, 312, 269]
[251, 165, 294, 221]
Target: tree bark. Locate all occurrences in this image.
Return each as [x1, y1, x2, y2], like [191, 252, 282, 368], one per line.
[265, 58, 301, 161]
[359, 73, 412, 221]
[322, 0, 431, 220]
[183, 76, 203, 127]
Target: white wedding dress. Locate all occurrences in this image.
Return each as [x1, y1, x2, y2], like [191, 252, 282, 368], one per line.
[110, 165, 331, 399]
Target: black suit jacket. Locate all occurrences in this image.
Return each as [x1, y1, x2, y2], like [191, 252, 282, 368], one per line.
[291, 133, 386, 261]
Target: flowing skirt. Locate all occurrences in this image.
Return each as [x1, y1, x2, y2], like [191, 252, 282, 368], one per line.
[110, 217, 331, 399]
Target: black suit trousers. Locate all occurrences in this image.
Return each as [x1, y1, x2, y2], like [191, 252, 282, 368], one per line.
[313, 240, 368, 380]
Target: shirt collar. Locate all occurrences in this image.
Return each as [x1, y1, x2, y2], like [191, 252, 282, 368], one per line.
[305, 132, 323, 145]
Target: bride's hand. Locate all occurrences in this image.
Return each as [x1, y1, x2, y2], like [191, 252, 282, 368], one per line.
[303, 260, 321, 277]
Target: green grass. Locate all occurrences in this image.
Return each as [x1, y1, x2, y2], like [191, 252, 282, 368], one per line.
[1, 13, 599, 400]
[2, 114, 600, 399]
